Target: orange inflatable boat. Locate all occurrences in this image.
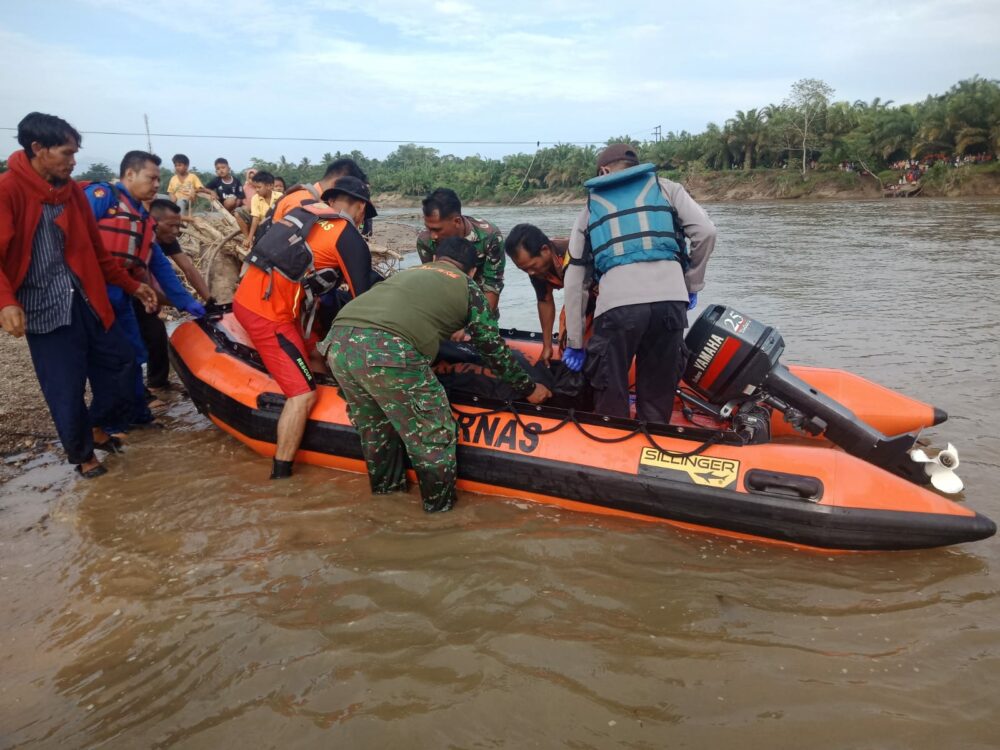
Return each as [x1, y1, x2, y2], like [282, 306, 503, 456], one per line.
[168, 306, 995, 551]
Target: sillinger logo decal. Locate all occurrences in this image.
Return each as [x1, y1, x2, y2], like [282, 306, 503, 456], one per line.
[638, 447, 740, 488]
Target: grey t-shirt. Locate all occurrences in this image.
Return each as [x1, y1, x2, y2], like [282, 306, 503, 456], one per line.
[562, 176, 717, 348]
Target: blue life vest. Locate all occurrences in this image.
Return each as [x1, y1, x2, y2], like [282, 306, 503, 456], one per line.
[583, 163, 687, 279]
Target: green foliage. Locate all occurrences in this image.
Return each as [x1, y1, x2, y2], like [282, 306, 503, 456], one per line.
[919, 162, 952, 190]
[916, 161, 999, 195]
[130, 76, 998, 202]
[877, 169, 899, 185]
[75, 162, 116, 182]
[0, 158, 6, 174]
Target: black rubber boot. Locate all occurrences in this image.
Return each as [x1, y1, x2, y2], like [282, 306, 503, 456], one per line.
[423, 491, 456, 513]
[270, 459, 294, 480]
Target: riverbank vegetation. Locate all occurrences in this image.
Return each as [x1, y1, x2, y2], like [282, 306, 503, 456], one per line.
[245, 76, 1000, 201]
[7, 76, 996, 202]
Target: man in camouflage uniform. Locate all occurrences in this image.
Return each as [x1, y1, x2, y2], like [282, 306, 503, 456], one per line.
[324, 237, 551, 513]
[416, 187, 504, 313]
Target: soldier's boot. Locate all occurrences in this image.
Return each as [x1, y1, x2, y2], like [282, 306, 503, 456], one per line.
[423, 488, 457, 513]
[368, 440, 408, 494]
[417, 466, 457, 513]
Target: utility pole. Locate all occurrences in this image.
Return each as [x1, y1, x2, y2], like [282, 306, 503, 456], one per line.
[143, 114, 152, 152]
[653, 125, 662, 142]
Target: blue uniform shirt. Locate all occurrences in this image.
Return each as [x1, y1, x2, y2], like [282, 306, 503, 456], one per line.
[84, 182, 196, 311]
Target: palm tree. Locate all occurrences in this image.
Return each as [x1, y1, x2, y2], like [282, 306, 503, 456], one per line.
[913, 77, 1000, 157]
[873, 107, 918, 160]
[726, 109, 767, 170]
[852, 96, 894, 114]
[945, 76, 1000, 155]
[912, 95, 952, 158]
[700, 123, 735, 170]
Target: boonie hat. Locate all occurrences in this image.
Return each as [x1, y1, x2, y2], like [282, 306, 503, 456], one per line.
[596, 143, 640, 169]
[321, 176, 378, 219]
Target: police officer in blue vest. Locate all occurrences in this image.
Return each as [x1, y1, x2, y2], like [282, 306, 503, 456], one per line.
[561, 144, 717, 423]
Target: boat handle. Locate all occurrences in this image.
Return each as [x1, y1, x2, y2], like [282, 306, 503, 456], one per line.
[744, 469, 824, 502]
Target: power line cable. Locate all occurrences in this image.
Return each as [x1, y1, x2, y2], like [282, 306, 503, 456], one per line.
[507, 142, 541, 205]
[0, 127, 608, 147]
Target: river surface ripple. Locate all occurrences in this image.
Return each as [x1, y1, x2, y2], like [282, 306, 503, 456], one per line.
[2, 198, 998, 748]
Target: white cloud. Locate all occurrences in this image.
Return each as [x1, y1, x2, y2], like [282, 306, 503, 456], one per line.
[1, 0, 997, 169]
[433, 1, 475, 15]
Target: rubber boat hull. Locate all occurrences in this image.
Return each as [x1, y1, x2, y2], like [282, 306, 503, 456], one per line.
[168, 315, 995, 551]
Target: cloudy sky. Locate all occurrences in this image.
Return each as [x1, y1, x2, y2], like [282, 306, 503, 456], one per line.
[1, 0, 997, 172]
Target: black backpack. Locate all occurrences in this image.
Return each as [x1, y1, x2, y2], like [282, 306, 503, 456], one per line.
[245, 202, 347, 299]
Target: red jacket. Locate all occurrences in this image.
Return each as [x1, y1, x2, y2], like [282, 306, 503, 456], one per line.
[0, 150, 139, 330]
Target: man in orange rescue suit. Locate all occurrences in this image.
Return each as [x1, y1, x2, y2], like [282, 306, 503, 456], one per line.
[271, 158, 371, 235]
[232, 176, 377, 479]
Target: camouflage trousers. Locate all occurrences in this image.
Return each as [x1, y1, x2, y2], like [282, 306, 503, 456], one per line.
[326, 326, 457, 512]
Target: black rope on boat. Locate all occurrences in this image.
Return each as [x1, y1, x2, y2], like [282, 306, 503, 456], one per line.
[637, 422, 728, 458]
[554, 408, 646, 444]
[504, 403, 575, 436]
[499, 399, 735, 456]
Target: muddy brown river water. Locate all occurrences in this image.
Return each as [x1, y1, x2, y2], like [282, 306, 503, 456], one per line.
[2, 199, 998, 748]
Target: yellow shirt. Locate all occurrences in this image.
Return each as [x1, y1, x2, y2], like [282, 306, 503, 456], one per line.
[250, 191, 283, 220]
[167, 173, 204, 202]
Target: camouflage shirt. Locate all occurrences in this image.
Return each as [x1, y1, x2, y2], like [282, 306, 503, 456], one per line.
[331, 261, 533, 395]
[415, 216, 505, 296]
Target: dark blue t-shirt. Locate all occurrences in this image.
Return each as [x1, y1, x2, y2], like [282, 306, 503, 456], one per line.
[205, 176, 245, 202]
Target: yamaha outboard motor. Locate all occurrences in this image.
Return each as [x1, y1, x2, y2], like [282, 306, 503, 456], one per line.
[684, 305, 962, 492]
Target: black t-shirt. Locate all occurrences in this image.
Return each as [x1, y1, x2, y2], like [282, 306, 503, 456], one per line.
[530, 275, 553, 302]
[159, 239, 182, 257]
[205, 176, 245, 202]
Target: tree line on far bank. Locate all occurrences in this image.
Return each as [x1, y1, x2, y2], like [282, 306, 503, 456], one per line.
[7, 76, 997, 201]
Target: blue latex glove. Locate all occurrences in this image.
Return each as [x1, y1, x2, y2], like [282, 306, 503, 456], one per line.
[562, 347, 587, 372]
[687, 292, 698, 311]
[184, 301, 206, 318]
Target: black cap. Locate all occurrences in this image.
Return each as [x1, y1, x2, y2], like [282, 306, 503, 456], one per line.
[321, 176, 378, 219]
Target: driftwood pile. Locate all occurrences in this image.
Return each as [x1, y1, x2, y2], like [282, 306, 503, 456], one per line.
[176, 201, 406, 303]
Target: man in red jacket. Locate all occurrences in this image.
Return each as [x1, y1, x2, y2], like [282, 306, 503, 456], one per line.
[0, 112, 157, 478]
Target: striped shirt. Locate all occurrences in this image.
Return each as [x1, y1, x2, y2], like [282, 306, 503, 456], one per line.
[17, 204, 79, 335]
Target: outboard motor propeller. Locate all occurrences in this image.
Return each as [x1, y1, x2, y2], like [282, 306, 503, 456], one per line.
[683, 305, 963, 493]
[910, 443, 964, 494]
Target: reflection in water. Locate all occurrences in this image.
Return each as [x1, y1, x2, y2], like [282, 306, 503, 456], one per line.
[2, 199, 999, 748]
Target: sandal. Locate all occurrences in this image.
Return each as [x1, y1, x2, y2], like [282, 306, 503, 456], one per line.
[75, 463, 108, 479]
[94, 435, 124, 453]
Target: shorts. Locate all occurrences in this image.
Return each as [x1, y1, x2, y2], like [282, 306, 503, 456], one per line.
[232, 300, 316, 397]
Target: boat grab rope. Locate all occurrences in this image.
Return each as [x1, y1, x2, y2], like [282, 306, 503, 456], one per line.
[450, 399, 732, 459]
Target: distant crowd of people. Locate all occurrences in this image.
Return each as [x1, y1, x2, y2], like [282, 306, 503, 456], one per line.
[889, 153, 995, 174]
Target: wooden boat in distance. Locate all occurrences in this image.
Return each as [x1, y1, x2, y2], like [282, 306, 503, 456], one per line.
[884, 182, 922, 198]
